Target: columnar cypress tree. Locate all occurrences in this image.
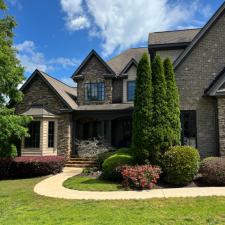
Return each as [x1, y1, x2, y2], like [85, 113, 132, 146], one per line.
[132, 53, 153, 163]
[164, 58, 181, 145]
[151, 55, 170, 157]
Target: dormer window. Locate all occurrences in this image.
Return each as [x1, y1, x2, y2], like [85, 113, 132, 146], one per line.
[127, 81, 136, 101]
[84, 81, 105, 101]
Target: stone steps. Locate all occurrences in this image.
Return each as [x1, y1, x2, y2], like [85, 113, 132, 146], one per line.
[65, 156, 97, 168]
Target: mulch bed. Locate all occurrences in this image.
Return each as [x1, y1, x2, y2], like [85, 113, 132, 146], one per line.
[79, 172, 218, 190]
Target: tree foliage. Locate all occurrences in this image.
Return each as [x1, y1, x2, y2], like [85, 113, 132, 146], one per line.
[150, 55, 170, 158]
[0, 0, 31, 157]
[164, 58, 181, 145]
[132, 53, 153, 162]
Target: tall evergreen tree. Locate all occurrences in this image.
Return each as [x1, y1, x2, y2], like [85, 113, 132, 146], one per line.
[0, 0, 31, 157]
[132, 53, 153, 163]
[151, 55, 170, 158]
[164, 58, 181, 145]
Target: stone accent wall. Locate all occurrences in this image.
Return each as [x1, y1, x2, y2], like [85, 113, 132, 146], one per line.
[217, 97, 225, 156]
[112, 79, 123, 103]
[57, 113, 72, 158]
[16, 75, 72, 157]
[76, 55, 113, 105]
[16, 76, 66, 114]
[175, 12, 225, 157]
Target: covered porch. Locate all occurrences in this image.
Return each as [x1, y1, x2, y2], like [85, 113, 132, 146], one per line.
[72, 104, 133, 155]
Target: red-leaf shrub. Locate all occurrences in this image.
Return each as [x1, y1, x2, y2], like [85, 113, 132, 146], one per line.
[0, 158, 13, 179]
[0, 156, 65, 179]
[119, 165, 161, 190]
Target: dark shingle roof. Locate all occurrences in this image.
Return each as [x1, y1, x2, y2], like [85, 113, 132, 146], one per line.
[107, 47, 148, 75]
[39, 71, 77, 109]
[148, 28, 201, 46]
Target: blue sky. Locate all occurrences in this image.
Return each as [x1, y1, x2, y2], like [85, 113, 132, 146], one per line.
[5, 0, 225, 86]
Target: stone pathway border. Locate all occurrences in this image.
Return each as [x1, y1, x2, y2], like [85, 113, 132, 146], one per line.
[34, 167, 225, 200]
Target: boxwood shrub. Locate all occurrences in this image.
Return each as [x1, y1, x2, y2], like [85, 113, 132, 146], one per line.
[199, 157, 225, 185]
[102, 149, 133, 181]
[163, 146, 200, 185]
[96, 151, 116, 170]
[0, 156, 65, 179]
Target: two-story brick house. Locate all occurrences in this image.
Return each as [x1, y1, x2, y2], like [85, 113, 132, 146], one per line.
[16, 2, 225, 158]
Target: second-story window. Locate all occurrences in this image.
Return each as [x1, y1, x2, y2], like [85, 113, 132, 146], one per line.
[127, 81, 136, 101]
[84, 82, 105, 101]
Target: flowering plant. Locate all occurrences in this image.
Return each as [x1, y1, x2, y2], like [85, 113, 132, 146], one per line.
[119, 165, 161, 190]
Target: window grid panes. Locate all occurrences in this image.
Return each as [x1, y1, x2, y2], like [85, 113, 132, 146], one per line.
[48, 121, 55, 148]
[84, 82, 105, 101]
[127, 81, 136, 101]
[24, 121, 40, 148]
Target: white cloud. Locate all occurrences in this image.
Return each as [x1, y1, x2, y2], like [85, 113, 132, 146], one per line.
[15, 41, 80, 73]
[49, 57, 80, 69]
[15, 41, 49, 72]
[61, 0, 90, 30]
[60, 0, 212, 56]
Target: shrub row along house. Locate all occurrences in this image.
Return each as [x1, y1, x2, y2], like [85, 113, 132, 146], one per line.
[16, 2, 225, 159]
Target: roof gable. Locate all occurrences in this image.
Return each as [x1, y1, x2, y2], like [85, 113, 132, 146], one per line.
[119, 58, 138, 76]
[174, 2, 225, 69]
[107, 47, 148, 75]
[71, 50, 115, 79]
[205, 67, 225, 96]
[21, 69, 77, 110]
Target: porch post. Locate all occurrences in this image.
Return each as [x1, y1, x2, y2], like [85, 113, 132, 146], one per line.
[108, 120, 112, 145]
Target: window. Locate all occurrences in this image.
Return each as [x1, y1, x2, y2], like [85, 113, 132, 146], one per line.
[48, 121, 55, 148]
[84, 82, 105, 101]
[24, 121, 40, 148]
[127, 81, 136, 101]
[181, 111, 197, 148]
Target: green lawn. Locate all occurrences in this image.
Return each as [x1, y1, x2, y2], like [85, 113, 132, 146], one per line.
[1, 178, 225, 225]
[63, 175, 122, 191]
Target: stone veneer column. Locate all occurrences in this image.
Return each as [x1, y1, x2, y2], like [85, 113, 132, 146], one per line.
[57, 113, 72, 158]
[217, 97, 225, 156]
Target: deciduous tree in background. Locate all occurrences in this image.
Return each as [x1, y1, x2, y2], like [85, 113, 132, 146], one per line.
[0, 0, 31, 157]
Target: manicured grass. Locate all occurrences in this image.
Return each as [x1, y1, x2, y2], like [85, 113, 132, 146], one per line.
[1, 177, 225, 224]
[63, 175, 122, 191]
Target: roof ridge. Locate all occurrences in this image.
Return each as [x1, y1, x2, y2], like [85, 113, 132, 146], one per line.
[107, 47, 147, 63]
[149, 28, 201, 34]
[39, 70, 75, 89]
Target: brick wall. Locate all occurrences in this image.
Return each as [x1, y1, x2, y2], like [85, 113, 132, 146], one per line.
[175, 12, 225, 157]
[217, 97, 225, 156]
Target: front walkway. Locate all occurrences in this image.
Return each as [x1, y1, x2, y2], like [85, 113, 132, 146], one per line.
[34, 167, 225, 200]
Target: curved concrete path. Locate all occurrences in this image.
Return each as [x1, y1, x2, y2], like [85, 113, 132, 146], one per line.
[34, 167, 225, 200]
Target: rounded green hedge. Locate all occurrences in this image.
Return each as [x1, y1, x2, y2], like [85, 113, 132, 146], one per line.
[102, 150, 133, 181]
[199, 157, 225, 185]
[163, 146, 200, 185]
